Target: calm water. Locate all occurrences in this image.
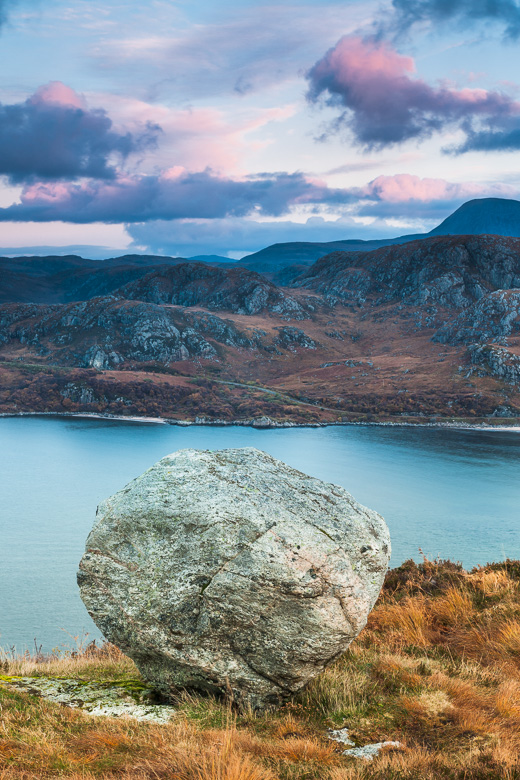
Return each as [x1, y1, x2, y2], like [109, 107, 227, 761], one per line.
[1, 416, 519, 651]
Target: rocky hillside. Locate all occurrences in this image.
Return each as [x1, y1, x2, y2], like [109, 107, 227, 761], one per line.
[2, 229, 520, 421]
[0, 296, 318, 370]
[434, 290, 520, 345]
[295, 235, 520, 312]
[118, 263, 308, 318]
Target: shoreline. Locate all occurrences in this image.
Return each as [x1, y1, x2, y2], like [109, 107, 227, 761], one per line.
[1, 409, 520, 432]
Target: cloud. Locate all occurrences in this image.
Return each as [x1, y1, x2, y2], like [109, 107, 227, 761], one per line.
[385, 0, 520, 40]
[124, 173, 519, 256]
[98, 94, 296, 176]
[126, 215, 395, 258]
[452, 116, 520, 152]
[361, 173, 496, 202]
[306, 35, 518, 149]
[0, 82, 160, 184]
[90, 3, 368, 100]
[356, 173, 518, 218]
[1, 166, 513, 238]
[0, 169, 356, 223]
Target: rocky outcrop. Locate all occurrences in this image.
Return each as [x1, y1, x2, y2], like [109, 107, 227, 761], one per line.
[275, 326, 317, 350]
[118, 263, 308, 319]
[468, 344, 520, 387]
[0, 297, 220, 367]
[434, 290, 520, 345]
[296, 235, 520, 311]
[78, 448, 390, 709]
[183, 310, 262, 350]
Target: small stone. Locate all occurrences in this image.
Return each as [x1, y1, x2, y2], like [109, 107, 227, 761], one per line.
[328, 728, 401, 761]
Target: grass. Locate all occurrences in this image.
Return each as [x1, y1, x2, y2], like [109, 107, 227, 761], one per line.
[4, 559, 520, 778]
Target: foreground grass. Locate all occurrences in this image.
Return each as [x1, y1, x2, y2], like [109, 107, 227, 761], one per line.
[4, 559, 520, 778]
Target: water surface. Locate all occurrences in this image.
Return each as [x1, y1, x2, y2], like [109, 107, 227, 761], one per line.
[1, 416, 519, 651]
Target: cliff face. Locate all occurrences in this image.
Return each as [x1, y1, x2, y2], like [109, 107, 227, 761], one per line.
[296, 235, 520, 311]
[118, 263, 308, 319]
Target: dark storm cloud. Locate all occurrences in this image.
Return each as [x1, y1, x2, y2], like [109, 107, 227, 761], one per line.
[0, 170, 355, 223]
[386, 0, 520, 40]
[0, 85, 160, 183]
[306, 35, 518, 149]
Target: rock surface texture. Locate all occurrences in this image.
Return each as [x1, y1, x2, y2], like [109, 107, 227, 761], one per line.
[78, 447, 390, 708]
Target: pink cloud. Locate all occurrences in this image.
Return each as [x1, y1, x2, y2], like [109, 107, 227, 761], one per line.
[364, 174, 476, 202]
[30, 81, 87, 110]
[94, 93, 295, 175]
[362, 174, 518, 204]
[307, 35, 519, 148]
[0, 169, 353, 223]
[0, 85, 160, 184]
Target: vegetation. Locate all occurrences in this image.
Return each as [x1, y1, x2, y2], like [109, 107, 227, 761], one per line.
[4, 558, 520, 778]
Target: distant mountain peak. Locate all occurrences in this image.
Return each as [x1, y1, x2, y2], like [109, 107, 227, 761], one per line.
[430, 197, 520, 238]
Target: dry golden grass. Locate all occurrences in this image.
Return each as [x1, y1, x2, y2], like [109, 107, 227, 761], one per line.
[5, 558, 520, 778]
[1, 639, 136, 681]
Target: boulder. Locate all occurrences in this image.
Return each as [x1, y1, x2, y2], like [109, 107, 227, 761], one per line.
[78, 447, 390, 708]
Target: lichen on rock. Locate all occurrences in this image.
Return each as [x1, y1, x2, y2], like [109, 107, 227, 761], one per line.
[0, 676, 174, 722]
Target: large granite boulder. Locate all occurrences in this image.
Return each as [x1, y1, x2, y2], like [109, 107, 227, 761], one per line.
[78, 448, 390, 708]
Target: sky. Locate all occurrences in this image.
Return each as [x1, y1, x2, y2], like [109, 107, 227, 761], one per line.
[2, 0, 520, 258]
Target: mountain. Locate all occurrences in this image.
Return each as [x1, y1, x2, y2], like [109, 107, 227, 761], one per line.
[188, 254, 235, 265]
[0, 253, 241, 305]
[430, 198, 520, 238]
[117, 262, 309, 319]
[238, 198, 520, 279]
[3, 198, 520, 301]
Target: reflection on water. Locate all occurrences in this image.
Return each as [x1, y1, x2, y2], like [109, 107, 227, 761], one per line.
[1, 416, 519, 651]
